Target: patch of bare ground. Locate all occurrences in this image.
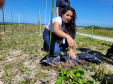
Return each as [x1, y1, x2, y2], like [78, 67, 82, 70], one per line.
[0, 49, 58, 84]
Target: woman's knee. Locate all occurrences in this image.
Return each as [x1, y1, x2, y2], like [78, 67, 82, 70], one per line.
[53, 45, 61, 55]
[53, 50, 61, 55]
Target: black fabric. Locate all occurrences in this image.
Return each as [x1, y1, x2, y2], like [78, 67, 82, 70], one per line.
[76, 53, 102, 64]
[40, 54, 79, 64]
[40, 55, 61, 64]
[40, 53, 102, 65]
[56, 0, 70, 16]
[106, 44, 113, 60]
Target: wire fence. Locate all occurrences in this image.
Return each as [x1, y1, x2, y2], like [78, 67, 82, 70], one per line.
[0, 24, 45, 34]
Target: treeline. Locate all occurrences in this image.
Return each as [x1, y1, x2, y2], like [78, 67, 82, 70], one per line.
[83, 25, 113, 30]
[0, 23, 19, 26]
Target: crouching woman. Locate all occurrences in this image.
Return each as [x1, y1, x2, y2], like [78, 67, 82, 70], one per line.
[43, 6, 77, 59]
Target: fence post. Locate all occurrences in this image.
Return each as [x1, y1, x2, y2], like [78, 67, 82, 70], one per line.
[45, 0, 47, 26]
[91, 26, 94, 38]
[18, 14, 20, 26]
[2, 7, 5, 32]
[39, 10, 41, 35]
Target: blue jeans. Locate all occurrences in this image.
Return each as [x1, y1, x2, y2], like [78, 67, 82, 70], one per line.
[43, 29, 75, 55]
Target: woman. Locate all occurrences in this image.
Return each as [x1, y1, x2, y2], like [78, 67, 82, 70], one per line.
[43, 6, 77, 59]
[56, 0, 70, 17]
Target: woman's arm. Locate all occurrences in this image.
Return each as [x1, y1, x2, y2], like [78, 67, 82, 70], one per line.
[54, 22, 69, 38]
[66, 29, 77, 48]
[66, 28, 77, 59]
[54, 22, 77, 49]
[69, 47, 76, 59]
[56, 7, 59, 17]
[54, 22, 77, 59]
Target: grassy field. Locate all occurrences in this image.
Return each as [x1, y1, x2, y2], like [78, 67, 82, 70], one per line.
[0, 24, 113, 84]
[77, 26, 113, 38]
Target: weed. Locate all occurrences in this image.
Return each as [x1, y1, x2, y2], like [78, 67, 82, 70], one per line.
[0, 55, 7, 61]
[17, 62, 31, 73]
[16, 79, 30, 84]
[56, 66, 94, 84]
[3, 68, 16, 84]
[33, 71, 48, 82]
[28, 49, 35, 55]
[91, 64, 113, 84]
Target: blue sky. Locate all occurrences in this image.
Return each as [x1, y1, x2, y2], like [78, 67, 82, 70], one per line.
[0, 0, 113, 27]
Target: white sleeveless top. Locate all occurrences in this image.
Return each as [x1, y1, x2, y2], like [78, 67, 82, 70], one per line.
[46, 16, 66, 32]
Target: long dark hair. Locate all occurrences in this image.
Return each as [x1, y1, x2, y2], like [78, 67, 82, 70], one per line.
[61, 6, 77, 34]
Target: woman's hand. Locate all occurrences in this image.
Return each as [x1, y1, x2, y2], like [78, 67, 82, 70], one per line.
[69, 48, 76, 59]
[66, 35, 77, 48]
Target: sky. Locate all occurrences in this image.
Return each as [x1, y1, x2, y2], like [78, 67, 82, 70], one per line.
[0, 0, 113, 27]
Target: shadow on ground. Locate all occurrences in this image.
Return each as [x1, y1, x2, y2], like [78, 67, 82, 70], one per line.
[77, 48, 113, 65]
[102, 43, 112, 47]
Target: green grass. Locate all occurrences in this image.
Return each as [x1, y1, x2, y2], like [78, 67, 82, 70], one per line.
[75, 34, 112, 53]
[77, 26, 113, 38]
[0, 24, 113, 83]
